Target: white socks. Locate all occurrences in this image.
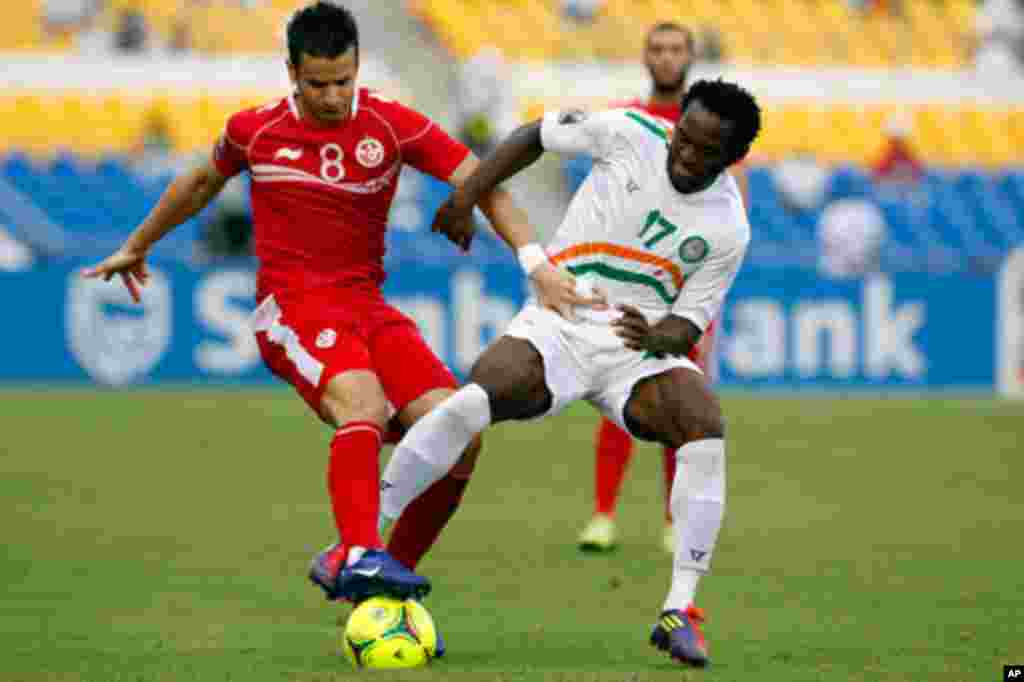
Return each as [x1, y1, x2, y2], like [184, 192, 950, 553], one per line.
[379, 384, 492, 528]
[663, 438, 726, 613]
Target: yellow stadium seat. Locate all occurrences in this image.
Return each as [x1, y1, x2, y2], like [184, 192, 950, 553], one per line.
[2, 0, 43, 50]
[750, 103, 816, 161]
[0, 0, 978, 64]
[59, 94, 106, 155]
[818, 106, 868, 165]
[1007, 110, 1024, 163]
[0, 98, 14, 153]
[959, 107, 1007, 168]
[0, 96, 32, 152]
[103, 94, 149, 152]
[914, 104, 968, 166]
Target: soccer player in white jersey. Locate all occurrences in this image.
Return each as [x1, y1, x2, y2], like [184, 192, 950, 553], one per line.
[380, 79, 761, 667]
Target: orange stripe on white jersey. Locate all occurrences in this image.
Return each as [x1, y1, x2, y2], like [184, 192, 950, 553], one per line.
[549, 242, 684, 290]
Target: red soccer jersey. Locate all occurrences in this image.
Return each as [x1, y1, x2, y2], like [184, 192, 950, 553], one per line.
[212, 88, 470, 302]
[615, 98, 680, 125]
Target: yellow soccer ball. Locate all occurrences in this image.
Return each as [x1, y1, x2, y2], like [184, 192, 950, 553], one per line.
[341, 596, 438, 669]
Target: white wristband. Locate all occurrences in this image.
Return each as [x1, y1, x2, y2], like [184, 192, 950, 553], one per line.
[517, 243, 548, 276]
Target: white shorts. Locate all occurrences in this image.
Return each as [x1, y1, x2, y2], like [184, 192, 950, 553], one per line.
[503, 303, 701, 436]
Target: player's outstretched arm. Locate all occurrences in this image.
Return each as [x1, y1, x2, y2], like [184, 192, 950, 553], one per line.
[437, 125, 607, 318]
[83, 161, 229, 302]
[434, 121, 545, 252]
[453, 120, 545, 208]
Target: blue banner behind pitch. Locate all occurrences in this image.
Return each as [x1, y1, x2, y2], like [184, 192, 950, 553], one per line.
[0, 259, 1001, 390]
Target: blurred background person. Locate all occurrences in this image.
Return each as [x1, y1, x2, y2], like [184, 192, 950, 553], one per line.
[112, 7, 150, 54]
[774, 149, 830, 215]
[561, 0, 604, 26]
[165, 17, 195, 57]
[44, 0, 95, 35]
[973, 0, 1024, 77]
[454, 46, 520, 158]
[817, 197, 889, 279]
[696, 23, 725, 63]
[0, 224, 35, 272]
[131, 107, 178, 177]
[72, 6, 113, 56]
[871, 113, 925, 188]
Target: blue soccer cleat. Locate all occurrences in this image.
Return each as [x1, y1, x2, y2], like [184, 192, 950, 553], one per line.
[309, 544, 432, 603]
[650, 605, 710, 667]
[336, 549, 431, 603]
[309, 542, 349, 601]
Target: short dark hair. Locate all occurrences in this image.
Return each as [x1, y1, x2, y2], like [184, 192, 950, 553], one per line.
[646, 21, 695, 54]
[287, 1, 359, 67]
[681, 78, 762, 166]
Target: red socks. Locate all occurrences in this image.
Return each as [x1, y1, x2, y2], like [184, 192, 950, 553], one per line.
[387, 473, 470, 570]
[328, 421, 384, 551]
[662, 445, 677, 522]
[594, 418, 634, 516]
[594, 417, 678, 523]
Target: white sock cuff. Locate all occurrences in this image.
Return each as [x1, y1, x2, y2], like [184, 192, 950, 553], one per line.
[456, 383, 492, 434]
[676, 437, 725, 458]
[675, 438, 725, 496]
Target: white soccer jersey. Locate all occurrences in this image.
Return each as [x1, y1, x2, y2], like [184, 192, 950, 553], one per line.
[540, 108, 750, 332]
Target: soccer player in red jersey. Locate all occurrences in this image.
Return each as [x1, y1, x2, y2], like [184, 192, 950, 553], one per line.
[84, 2, 597, 610]
[579, 22, 749, 554]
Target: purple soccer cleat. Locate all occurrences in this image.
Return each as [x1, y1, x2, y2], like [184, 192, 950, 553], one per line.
[650, 605, 710, 667]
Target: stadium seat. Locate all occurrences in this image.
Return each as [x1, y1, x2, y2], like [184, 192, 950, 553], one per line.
[412, 0, 976, 67]
[4, 144, 1022, 272]
[825, 165, 873, 202]
[0, 0, 984, 65]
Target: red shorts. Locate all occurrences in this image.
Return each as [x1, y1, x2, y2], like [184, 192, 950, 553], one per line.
[252, 291, 457, 417]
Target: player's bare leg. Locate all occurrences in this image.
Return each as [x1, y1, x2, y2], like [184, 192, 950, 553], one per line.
[310, 370, 430, 603]
[624, 367, 724, 667]
[379, 336, 552, 528]
[385, 387, 483, 570]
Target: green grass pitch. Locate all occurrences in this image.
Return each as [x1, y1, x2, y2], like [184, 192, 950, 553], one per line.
[2, 389, 1022, 681]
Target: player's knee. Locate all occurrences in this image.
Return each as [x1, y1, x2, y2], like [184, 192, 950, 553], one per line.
[468, 355, 549, 421]
[680, 404, 725, 443]
[320, 391, 390, 429]
[478, 378, 551, 422]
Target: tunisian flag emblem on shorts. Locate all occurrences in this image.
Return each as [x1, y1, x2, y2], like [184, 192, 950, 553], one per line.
[316, 329, 338, 349]
[356, 137, 385, 168]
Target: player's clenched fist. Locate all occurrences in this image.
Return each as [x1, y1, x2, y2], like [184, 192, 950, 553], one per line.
[431, 194, 476, 252]
[82, 247, 150, 303]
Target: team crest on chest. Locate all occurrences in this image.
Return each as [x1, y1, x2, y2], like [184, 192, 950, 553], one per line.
[356, 137, 385, 168]
[316, 328, 338, 349]
[679, 235, 709, 264]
